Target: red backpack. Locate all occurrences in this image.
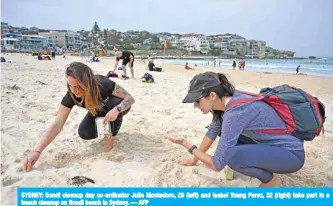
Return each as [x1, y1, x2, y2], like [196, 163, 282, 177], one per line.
[225, 84, 326, 141]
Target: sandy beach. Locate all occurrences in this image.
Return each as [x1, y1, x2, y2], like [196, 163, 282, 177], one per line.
[1, 54, 333, 205]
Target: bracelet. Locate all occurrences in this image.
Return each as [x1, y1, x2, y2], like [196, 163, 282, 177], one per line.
[188, 145, 198, 154]
[34, 150, 41, 154]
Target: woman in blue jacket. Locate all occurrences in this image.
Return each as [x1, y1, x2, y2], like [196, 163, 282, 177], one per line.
[169, 72, 305, 187]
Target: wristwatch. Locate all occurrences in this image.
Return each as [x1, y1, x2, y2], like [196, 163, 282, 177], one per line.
[188, 145, 198, 154]
[116, 106, 122, 113]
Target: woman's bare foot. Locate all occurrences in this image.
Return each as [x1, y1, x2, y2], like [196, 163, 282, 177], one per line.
[104, 135, 115, 152]
[259, 174, 278, 187]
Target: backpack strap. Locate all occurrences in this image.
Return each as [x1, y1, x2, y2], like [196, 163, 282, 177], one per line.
[225, 90, 264, 111]
[255, 129, 288, 135]
[225, 96, 264, 111]
[235, 89, 260, 97]
[228, 90, 290, 135]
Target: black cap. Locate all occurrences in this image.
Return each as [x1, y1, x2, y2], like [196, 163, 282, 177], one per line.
[182, 72, 221, 103]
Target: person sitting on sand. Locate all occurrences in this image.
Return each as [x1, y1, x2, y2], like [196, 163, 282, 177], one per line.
[147, 61, 156, 71]
[185, 62, 195, 70]
[23, 62, 135, 172]
[168, 72, 305, 187]
[146, 60, 162, 72]
[113, 51, 135, 79]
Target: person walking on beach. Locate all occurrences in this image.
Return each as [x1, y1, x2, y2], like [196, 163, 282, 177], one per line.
[168, 72, 325, 187]
[232, 60, 236, 70]
[51, 51, 56, 60]
[23, 62, 135, 172]
[296, 65, 301, 74]
[113, 50, 135, 79]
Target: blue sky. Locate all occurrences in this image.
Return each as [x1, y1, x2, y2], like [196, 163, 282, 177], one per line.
[2, 0, 333, 57]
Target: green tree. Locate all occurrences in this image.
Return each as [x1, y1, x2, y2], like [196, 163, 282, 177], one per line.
[118, 44, 134, 50]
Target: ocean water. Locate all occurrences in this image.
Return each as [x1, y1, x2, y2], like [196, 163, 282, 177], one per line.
[154, 58, 333, 77]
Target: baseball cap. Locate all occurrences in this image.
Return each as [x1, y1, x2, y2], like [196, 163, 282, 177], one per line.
[182, 72, 221, 103]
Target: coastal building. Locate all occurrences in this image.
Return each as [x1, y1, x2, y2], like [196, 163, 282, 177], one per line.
[1, 22, 10, 35]
[168, 37, 180, 48]
[229, 39, 247, 56]
[206, 35, 216, 49]
[213, 37, 224, 49]
[39, 31, 83, 50]
[221, 34, 233, 52]
[65, 31, 83, 50]
[180, 34, 210, 54]
[1, 37, 19, 51]
[207, 35, 225, 49]
[166, 35, 183, 49]
[38, 31, 66, 48]
[1, 33, 46, 51]
[246, 40, 266, 58]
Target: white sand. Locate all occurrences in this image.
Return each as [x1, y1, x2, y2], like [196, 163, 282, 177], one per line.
[1, 54, 333, 205]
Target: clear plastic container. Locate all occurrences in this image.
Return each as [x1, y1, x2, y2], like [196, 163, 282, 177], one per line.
[95, 117, 110, 138]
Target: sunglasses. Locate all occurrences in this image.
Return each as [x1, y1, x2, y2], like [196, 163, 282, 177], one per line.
[194, 96, 206, 107]
[195, 96, 204, 103]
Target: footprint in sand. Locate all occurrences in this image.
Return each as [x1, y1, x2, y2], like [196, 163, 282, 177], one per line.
[52, 152, 77, 167]
[1, 163, 9, 175]
[2, 176, 23, 187]
[162, 111, 171, 116]
[137, 118, 147, 124]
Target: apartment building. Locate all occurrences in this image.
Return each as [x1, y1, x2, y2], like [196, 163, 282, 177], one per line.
[38, 31, 66, 48]
[228, 39, 247, 56]
[246, 40, 266, 58]
[180, 34, 210, 54]
[1, 33, 46, 51]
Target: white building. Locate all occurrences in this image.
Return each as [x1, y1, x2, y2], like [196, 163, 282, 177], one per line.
[65, 31, 82, 50]
[1, 38, 19, 50]
[168, 37, 184, 49]
[1, 34, 47, 51]
[180, 34, 210, 54]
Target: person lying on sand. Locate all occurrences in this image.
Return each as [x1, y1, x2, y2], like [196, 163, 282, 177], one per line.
[24, 62, 135, 172]
[168, 72, 305, 187]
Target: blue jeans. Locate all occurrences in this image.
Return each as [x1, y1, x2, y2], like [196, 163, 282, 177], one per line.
[225, 135, 305, 183]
